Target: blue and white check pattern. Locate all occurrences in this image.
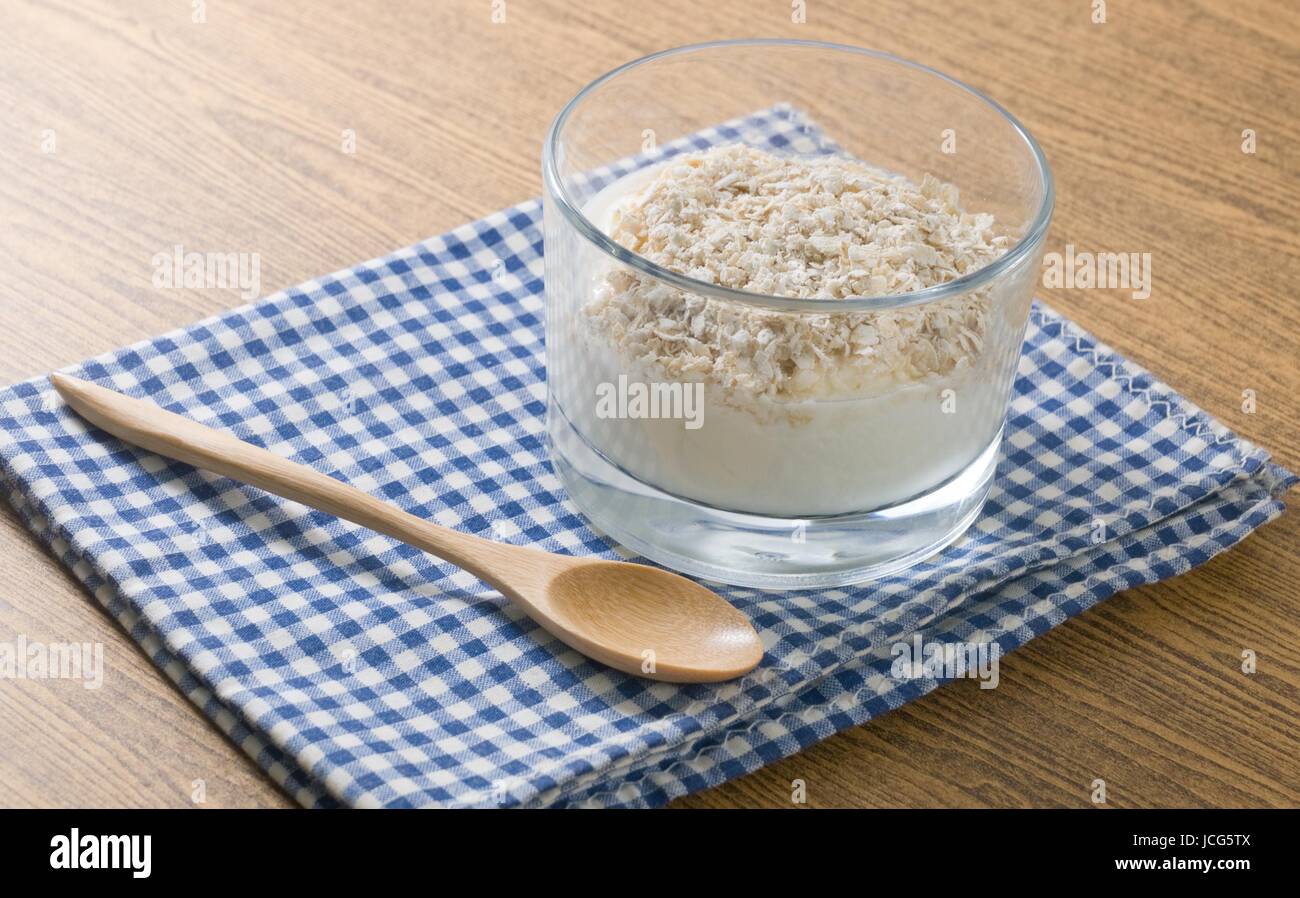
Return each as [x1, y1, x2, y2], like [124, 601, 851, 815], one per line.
[0, 107, 1293, 808]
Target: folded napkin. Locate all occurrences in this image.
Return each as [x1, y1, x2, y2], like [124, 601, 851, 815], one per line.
[1, 108, 1293, 808]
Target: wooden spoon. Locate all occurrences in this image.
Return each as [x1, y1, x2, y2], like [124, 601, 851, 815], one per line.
[50, 374, 763, 683]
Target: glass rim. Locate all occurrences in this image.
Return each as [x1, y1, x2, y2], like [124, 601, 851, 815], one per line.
[542, 38, 1055, 313]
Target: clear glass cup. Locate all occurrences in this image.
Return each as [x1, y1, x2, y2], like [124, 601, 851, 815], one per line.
[542, 39, 1053, 588]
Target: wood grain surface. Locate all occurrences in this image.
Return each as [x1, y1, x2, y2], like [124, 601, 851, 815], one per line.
[0, 0, 1296, 808]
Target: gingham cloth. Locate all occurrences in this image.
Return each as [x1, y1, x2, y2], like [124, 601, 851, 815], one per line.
[0, 107, 1293, 808]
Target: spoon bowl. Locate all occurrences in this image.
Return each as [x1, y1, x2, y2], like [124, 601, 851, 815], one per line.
[524, 559, 764, 682]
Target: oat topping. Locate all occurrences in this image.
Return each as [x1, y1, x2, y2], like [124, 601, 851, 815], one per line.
[584, 144, 1014, 401]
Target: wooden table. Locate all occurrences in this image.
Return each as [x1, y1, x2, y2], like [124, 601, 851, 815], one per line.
[1, 0, 1296, 808]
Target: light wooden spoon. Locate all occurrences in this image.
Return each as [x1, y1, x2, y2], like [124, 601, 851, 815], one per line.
[50, 374, 763, 683]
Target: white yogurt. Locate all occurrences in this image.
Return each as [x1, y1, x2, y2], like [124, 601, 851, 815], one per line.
[553, 163, 1014, 518]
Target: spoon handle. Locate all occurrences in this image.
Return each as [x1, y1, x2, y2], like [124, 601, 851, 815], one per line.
[49, 374, 524, 587]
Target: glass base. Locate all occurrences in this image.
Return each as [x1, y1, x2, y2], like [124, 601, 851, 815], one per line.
[548, 406, 1000, 589]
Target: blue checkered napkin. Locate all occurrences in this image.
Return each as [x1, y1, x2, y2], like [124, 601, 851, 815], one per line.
[0, 107, 1293, 809]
